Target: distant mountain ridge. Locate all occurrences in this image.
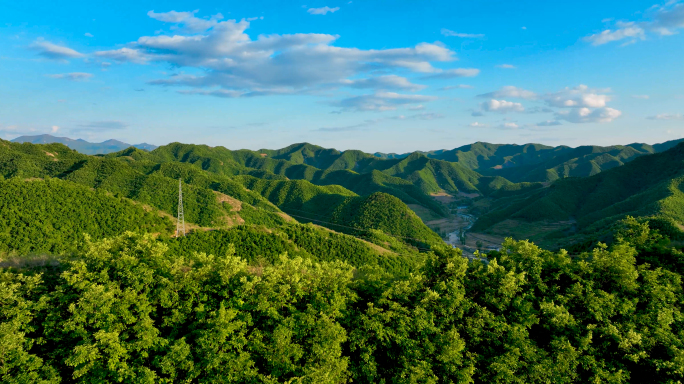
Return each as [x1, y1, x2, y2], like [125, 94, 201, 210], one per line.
[472, 141, 684, 245]
[11, 134, 157, 155]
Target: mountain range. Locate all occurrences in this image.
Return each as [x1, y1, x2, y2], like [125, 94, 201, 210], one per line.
[4, 134, 684, 251]
[11, 134, 157, 155]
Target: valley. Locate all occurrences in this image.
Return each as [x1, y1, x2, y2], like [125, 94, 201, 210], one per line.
[6, 1, 684, 380]
[3, 137, 684, 383]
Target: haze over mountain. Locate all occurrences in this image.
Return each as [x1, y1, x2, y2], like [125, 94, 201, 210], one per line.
[11, 134, 157, 155]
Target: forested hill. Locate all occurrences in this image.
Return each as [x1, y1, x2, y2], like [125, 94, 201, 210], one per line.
[473, 142, 684, 242]
[109, 141, 542, 219]
[0, 139, 443, 252]
[375, 139, 684, 182]
[11, 134, 156, 154]
[3, 217, 684, 382]
[260, 139, 682, 183]
[0, 178, 172, 254]
[109, 138, 684, 203]
[3, 139, 684, 382]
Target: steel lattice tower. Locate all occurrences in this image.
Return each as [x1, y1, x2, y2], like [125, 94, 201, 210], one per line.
[176, 178, 185, 237]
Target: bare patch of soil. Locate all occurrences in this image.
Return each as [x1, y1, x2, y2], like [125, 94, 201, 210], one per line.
[214, 191, 242, 211]
[429, 191, 457, 204]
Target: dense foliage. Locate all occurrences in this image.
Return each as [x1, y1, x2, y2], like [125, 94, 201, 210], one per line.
[162, 224, 422, 275]
[329, 192, 443, 247]
[5, 137, 684, 383]
[2, 217, 683, 383]
[0, 178, 172, 254]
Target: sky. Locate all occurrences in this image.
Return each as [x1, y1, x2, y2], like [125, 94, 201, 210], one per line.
[1, 0, 683, 152]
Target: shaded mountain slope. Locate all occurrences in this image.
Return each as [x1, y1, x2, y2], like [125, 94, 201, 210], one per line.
[373, 139, 684, 183]
[489, 144, 662, 182]
[473, 142, 684, 235]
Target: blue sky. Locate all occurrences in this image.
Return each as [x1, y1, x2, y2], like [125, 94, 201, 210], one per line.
[1, 0, 683, 152]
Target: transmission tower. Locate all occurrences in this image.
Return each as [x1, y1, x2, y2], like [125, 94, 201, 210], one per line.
[176, 178, 185, 237]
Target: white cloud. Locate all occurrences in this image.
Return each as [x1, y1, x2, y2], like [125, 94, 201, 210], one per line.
[439, 84, 473, 90]
[585, 3, 684, 45]
[469, 122, 489, 128]
[478, 85, 537, 100]
[632, 94, 650, 99]
[30, 40, 84, 60]
[95, 11, 457, 100]
[475, 84, 619, 124]
[307, 6, 340, 15]
[555, 107, 621, 123]
[147, 10, 225, 32]
[332, 92, 437, 112]
[584, 22, 645, 46]
[392, 112, 444, 120]
[536, 120, 562, 126]
[408, 104, 425, 110]
[342, 75, 426, 91]
[544, 84, 611, 108]
[51, 126, 60, 133]
[440, 29, 484, 38]
[423, 68, 480, 79]
[47, 72, 93, 81]
[497, 122, 519, 129]
[647, 113, 684, 120]
[481, 99, 525, 113]
[525, 106, 555, 114]
[496, 64, 516, 69]
[95, 47, 152, 64]
[652, 2, 684, 34]
[84, 33, 94, 38]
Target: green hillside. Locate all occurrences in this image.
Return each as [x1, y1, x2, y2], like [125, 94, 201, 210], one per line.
[0, 140, 284, 228]
[375, 139, 684, 183]
[235, 176, 442, 247]
[122, 142, 543, 216]
[329, 192, 443, 246]
[3, 138, 684, 383]
[163, 223, 424, 275]
[0, 178, 172, 254]
[489, 144, 661, 182]
[0, 139, 442, 249]
[118, 142, 449, 216]
[473, 142, 684, 240]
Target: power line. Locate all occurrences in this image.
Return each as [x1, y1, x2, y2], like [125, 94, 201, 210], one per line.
[176, 178, 185, 237]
